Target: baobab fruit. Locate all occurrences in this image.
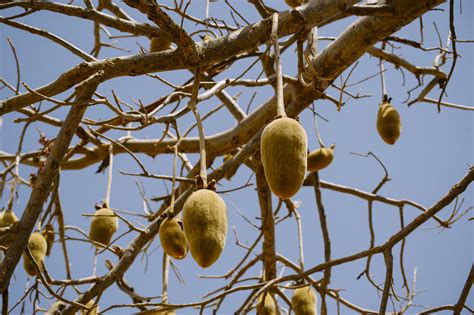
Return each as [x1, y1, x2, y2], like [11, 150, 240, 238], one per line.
[257, 293, 279, 315]
[285, 0, 303, 8]
[88, 208, 118, 249]
[307, 145, 334, 172]
[0, 209, 18, 227]
[183, 189, 227, 268]
[22, 232, 47, 277]
[159, 216, 188, 260]
[376, 101, 401, 145]
[81, 300, 99, 315]
[150, 34, 172, 53]
[291, 286, 317, 315]
[261, 117, 307, 199]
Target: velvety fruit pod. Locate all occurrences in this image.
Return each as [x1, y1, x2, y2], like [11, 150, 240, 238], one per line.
[183, 189, 227, 268]
[285, 0, 303, 8]
[159, 217, 188, 260]
[81, 300, 99, 315]
[257, 293, 280, 315]
[376, 102, 401, 145]
[261, 117, 308, 199]
[307, 146, 334, 172]
[150, 35, 172, 53]
[22, 232, 47, 276]
[0, 209, 18, 228]
[88, 208, 118, 249]
[291, 286, 317, 315]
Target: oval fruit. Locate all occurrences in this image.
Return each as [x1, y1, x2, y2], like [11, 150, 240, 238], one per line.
[307, 146, 334, 172]
[291, 286, 317, 315]
[0, 210, 18, 228]
[88, 208, 118, 249]
[376, 102, 401, 145]
[183, 189, 227, 268]
[23, 232, 47, 276]
[159, 217, 188, 260]
[257, 293, 279, 315]
[261, 117, 307, 199]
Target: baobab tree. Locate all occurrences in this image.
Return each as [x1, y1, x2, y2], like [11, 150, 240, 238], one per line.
[0, 0, 472, 314]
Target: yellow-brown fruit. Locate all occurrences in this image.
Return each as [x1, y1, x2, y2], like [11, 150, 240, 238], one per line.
[261, 117, 307, 199]
[183, 189, 227, 268]
[159, 217, 188, 260]
[307, 146, 334, 172]
[291, 286, 317, 315]
[0, 209, 18, 228]
[257, 293, 280, 315]
[376, 102, 401, 145]
[88, 208, 118, 249]
[22, 232, 47, 277]
[285, 0, 303, 8]
[81, 300, 99, 315]
[150, 35, 172, 53]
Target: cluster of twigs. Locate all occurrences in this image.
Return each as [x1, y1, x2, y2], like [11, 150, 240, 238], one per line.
[0, 0, 472, 314]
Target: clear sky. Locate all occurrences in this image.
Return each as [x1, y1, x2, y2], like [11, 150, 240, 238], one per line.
[1, 0, 472, 314]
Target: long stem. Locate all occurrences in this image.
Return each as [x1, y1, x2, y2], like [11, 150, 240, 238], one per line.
[271, 13, 286, 118]
[379, 42, 387, 99]
[189, 70, 207, 187]
[170, 146, 178, 214]
[312, 103, 325, 148]
[104, 145, 113, 206]
[295, 211, 305, 270]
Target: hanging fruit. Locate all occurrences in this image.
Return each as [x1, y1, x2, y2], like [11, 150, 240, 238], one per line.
[88, 207, 118, 249]
[23, 232, 47, 276]
[261, 117, 308, 199]
[376, 97, 401, 145]
[159, 216, 188, 260]
[307, 144, 335, 172]
[183, 189, 227, 268]
[291, 285, 317, 315]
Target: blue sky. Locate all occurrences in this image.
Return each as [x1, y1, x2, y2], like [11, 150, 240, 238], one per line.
[1, 0, 472, 314]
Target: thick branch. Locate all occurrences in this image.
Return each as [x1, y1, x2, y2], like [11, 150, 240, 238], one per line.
[0, 0, 358, 115]
[0, 72, 103, 293]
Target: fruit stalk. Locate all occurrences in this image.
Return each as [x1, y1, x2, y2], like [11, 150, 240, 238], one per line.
[104, 144, 113, 207]
[188, 69, 207, 187]
[379, 44, 387, 98]
[271, 13, 286, 118]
